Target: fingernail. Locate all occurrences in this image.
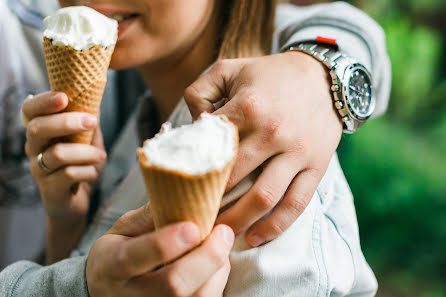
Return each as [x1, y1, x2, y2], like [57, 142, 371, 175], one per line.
[178, 223, 200, 246]
[220, 225, 234, 246]
[247, 233, 264, 247]
[51, 93, 65, 106]
[82, 116, 97, 128]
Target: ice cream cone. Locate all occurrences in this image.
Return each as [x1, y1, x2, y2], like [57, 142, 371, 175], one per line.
[137, 117, 239, 240]
[43, 36, 114, 144]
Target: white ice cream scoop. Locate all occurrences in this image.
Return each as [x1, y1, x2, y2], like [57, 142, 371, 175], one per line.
[142, 113, 237, 175]
[43, 6, 117, 51]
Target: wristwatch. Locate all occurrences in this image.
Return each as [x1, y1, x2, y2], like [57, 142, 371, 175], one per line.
[287, 41, 376, 134]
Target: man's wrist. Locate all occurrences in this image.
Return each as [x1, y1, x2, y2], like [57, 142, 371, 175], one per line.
[281, 50, 343, 132]
[286, 41, 376, 133]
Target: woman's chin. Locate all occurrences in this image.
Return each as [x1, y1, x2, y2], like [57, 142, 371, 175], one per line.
[109, 54, 140, 70]
[109, 60, 129, 70]
[109, 45, 152, 70]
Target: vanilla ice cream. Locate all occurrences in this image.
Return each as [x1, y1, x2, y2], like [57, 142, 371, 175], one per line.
[142, 113, 237, 175]
[43, 6, 117, 51]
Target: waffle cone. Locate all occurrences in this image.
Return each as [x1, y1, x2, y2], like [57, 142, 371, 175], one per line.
[137, 119, 239, 240]
[43, 37, 115, 144]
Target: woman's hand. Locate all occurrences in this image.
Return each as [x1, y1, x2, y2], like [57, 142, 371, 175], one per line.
[184, 52, 343, 247]
[87, 204, 234, 297]
[22, 91, 106, 262]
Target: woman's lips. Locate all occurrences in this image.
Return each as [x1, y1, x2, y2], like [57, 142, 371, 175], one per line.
[117, 15, 138, 39]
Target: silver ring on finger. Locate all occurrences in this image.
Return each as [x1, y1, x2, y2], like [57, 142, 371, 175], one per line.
[37, 152, 54, 174]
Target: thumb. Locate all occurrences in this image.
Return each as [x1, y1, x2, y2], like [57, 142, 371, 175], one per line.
[184, 59, 243, 120]
[107, 203, 154, 237]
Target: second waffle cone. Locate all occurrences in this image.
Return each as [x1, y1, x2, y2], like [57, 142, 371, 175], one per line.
[137, 120, 239, 240]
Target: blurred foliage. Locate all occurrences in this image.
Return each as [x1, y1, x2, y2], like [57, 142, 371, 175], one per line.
[334, 0, 446, 296]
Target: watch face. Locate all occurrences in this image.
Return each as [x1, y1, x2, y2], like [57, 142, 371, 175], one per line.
[347, 67, 373, 118]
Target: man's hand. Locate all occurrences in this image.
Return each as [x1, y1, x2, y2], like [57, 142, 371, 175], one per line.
[185, 52, 342, 247]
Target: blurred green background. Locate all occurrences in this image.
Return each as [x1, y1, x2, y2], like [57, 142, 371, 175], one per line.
[298, 0, 446, 296]
[293, 0, 446, 295]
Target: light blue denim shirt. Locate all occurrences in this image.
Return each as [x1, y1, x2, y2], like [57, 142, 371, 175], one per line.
[0, 2, 391, 296]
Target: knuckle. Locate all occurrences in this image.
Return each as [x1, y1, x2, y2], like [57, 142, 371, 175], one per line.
[308, 167, 324, 180]
[117, 210, 133, 226]
[166, 269, 188, 297]
[237, 148, 255, 167]
[214, 59, 228, 72]
[288, 140, 307, 156]
[61, 116, 74, 131]
[265, 119, 282, 138]
[50, 144, 65, 163]
[183, 84, 197, 100]
[26, 119, 39, 139]
[207, 242, 227, 268]
[265, 221, 287, 237]
[137, 204, 153, 229]
[253, 187, 277, 210]
[286, 197, 310, 216]
[150, 237, 169, 263]
[143, 203, 152, 219]
[62, 167, 76, 182]
[239, 91, 263, 120]
[261, 119, 286, 147]
[112, 210, 136, 234]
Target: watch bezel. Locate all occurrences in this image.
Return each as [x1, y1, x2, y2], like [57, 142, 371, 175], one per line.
[341, 63, 376, 121]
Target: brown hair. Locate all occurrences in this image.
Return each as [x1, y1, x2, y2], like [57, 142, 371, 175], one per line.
[217, 0, 278, 59]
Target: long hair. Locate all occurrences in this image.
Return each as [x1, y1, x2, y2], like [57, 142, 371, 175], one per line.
[217, 0, 278, 59]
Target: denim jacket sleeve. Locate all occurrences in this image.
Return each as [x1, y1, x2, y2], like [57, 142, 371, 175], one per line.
[0, 256, 89, 297]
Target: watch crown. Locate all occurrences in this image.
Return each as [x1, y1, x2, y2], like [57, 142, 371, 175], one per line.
[331, 84, 340, 92]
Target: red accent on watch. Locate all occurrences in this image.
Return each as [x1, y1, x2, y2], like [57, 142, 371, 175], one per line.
[316, 36, 337, 46]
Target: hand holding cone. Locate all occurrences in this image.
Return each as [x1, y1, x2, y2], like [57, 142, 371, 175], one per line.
[42, 6, 117, 144]
[43, 37, 115, 144]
